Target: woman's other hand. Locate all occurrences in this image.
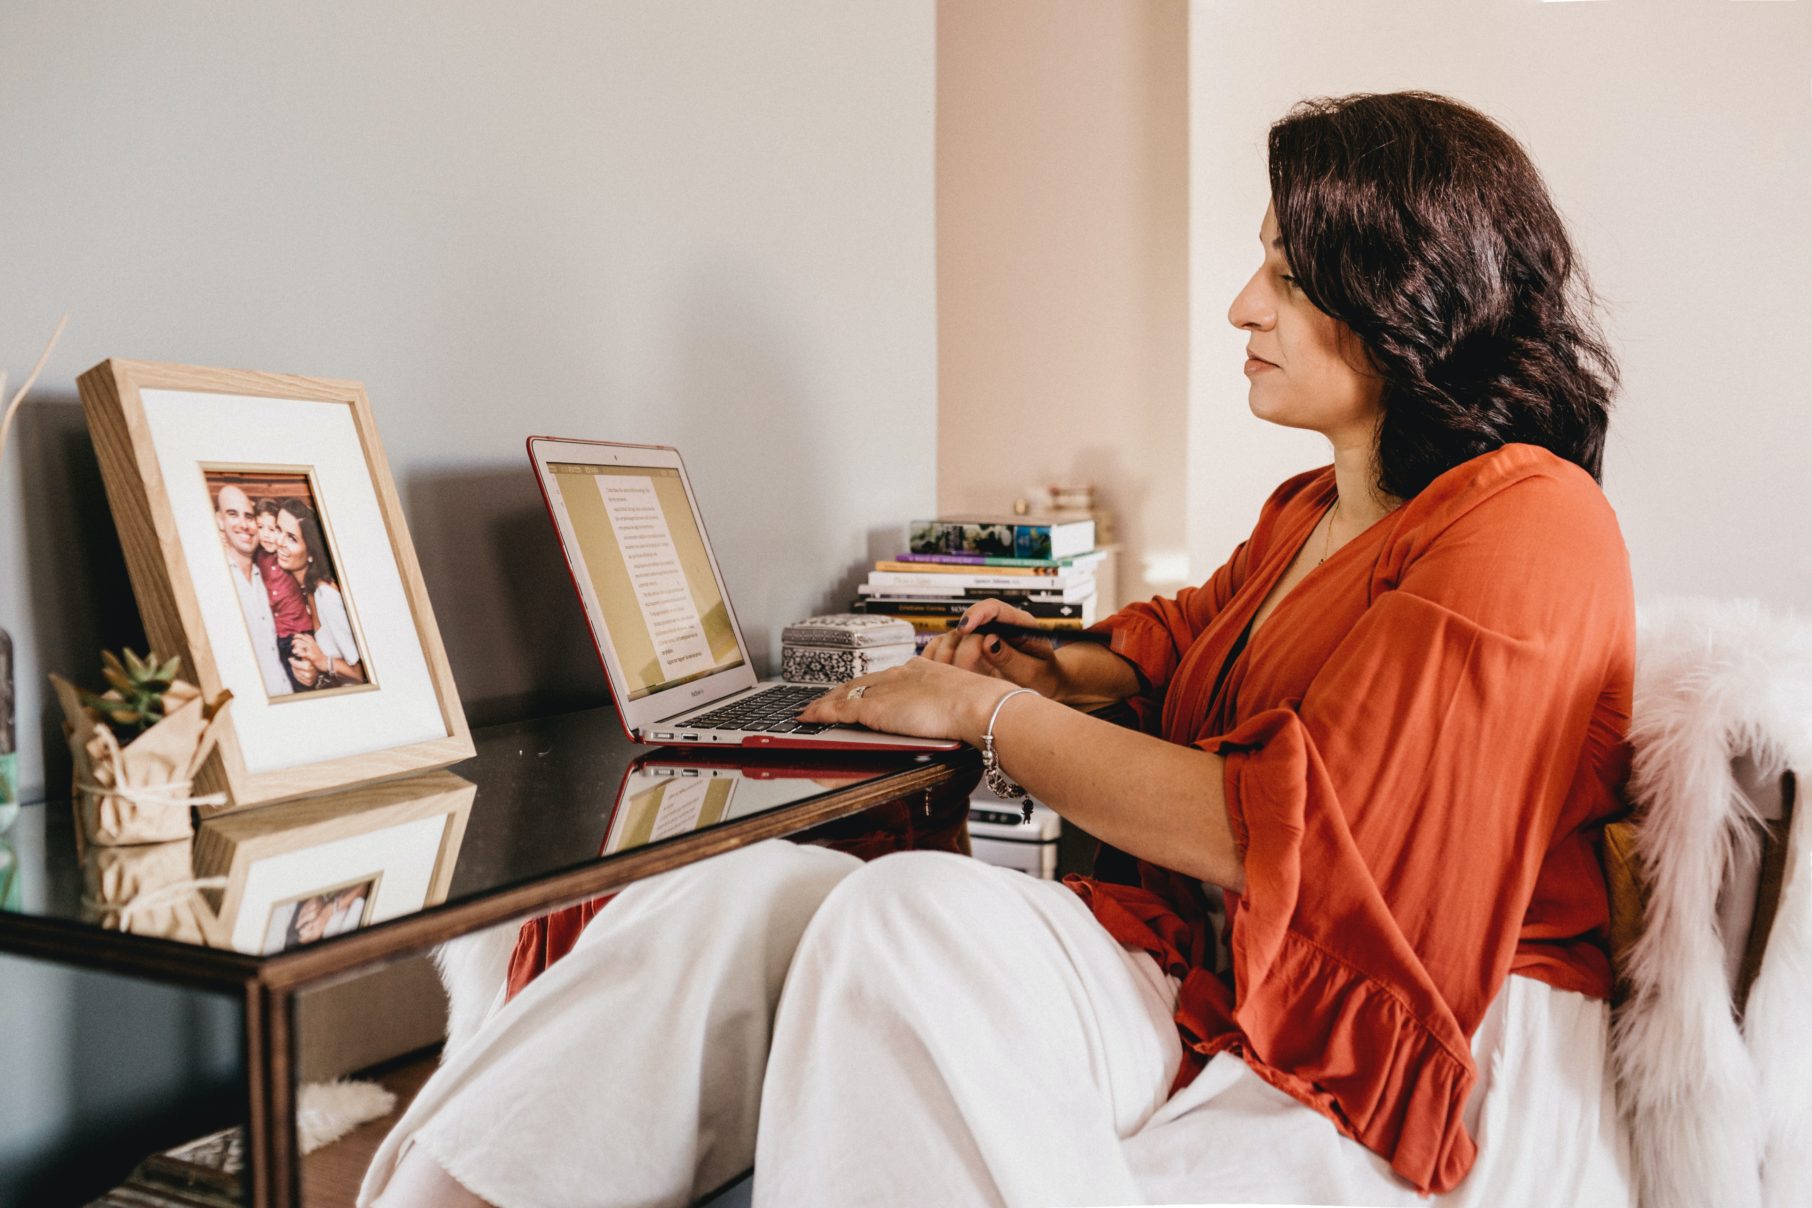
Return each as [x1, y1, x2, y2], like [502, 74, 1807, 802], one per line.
[292, 631, 330, 673]
[289, 633, 331, 689]
[287, 650, 319, 688]
[920, 598, 1063, 698]
[796, 657, 1015, 745]
[292, 896, 331, 944]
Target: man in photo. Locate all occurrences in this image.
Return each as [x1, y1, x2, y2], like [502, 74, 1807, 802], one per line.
[215, 484, 317, 695]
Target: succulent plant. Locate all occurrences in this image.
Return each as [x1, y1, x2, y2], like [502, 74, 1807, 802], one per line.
[81, 649, 186, 739]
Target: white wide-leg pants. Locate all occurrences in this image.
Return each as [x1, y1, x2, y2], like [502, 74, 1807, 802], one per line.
[359, 841, 1632, 1208]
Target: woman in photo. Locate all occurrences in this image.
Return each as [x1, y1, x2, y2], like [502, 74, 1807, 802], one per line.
[280, 881, 375, 950]
[247, 494, 314, 692]
[274, 497, 367, 689]
[366, 90, 1633, 1207]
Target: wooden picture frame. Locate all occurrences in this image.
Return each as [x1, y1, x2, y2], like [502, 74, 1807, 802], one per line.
[192, 771, 475, 953]
[77, 360, 474, 810]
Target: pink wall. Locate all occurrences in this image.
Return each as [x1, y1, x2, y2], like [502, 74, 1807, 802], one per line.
[936, 0, 1190, 605]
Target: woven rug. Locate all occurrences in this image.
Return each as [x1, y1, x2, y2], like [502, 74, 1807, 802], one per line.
[90, 1078, 396, 1206]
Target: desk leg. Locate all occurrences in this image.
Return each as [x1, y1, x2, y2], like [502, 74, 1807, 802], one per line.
[244, 982, 298, 1207]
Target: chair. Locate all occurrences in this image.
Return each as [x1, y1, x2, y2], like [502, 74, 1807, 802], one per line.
[1604, 597, 1811, 1208]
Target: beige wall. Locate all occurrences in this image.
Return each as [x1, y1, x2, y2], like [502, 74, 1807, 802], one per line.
[937, 0, 1190, 603]
[1189, 0, 1812, 612]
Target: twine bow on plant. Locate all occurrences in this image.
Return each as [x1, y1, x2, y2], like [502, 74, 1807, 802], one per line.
[51, 663, 233, 846]
[83, 875, 228, 932]
[80, 838, 221, 942]
[72, 695, 231, 847]
[74, 718, 229, 834]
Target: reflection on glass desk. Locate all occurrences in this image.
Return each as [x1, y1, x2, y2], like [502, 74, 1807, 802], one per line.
[76, 772, 475, 953]
[0, 704, 980, 1208]
[609, 753, 897, 853]
[3, 706, 977, 959]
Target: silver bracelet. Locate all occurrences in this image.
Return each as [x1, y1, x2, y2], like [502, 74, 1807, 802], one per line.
[981, 687, 1038, 821]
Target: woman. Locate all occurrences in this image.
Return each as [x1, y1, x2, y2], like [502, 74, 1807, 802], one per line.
[366, 91, 1633, 1206]
[274, 497, 367, 689]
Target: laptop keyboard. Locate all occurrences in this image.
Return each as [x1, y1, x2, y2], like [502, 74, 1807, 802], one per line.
[680, 685, 833, 734]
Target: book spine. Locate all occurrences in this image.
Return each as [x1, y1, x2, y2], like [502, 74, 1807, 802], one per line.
[854, 597, 1095, 620]
[874, 614, 1087, 635]
[869, 561, 1058, 575]
[907, 520, 1091, 561]
[886, 554, 1062, 571]
[857, 587, 1086, 604]
[865, 572, 1090, 592]
[888, 549, 1107, 571]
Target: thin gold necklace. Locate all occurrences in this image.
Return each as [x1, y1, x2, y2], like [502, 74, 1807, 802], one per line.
[1319, 496, 1340, 565]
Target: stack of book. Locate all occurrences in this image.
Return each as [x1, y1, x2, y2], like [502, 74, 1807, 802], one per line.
[852, 514, 1103, 639]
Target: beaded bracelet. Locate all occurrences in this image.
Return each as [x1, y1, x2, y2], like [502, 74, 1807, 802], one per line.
[982, 687, 1038, 822]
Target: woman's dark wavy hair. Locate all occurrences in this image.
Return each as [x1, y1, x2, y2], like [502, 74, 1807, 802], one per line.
[275, 497, 335, 597]
[1267, 90, 1620, 499]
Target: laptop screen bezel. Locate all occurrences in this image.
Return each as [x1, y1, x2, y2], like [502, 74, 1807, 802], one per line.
[528, 437, 759, 737]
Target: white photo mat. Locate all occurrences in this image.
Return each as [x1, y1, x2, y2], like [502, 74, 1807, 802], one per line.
[228, 812, 449, 954]
[139, 388, 449, 774]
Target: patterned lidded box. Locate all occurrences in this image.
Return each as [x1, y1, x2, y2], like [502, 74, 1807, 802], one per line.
[781, 642, 915, 684]
[780, 614, 916, 684]
[781, 614, 917, 648]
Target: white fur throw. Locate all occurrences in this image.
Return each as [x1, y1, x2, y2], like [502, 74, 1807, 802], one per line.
[432, 919, 523, 1059]
[298, 1078, 397, 1154]
[1612, 597, 1812, 1208]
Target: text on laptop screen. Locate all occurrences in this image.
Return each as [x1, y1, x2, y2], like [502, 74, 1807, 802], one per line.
[549, 462, 744, 699]
[606, 773, 737, 853]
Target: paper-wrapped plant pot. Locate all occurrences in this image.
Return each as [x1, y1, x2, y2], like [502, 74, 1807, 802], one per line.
[81, 837, 219, 943]
[52, 674, 231, 846]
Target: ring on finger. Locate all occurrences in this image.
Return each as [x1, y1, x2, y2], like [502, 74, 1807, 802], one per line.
[846, 684, 868, 699]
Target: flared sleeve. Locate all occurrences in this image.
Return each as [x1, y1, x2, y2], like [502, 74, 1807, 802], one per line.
[1088, 468, 1324, 697]
[1202, 459, 1630, 1196]
[1088, 539, 1250, 698]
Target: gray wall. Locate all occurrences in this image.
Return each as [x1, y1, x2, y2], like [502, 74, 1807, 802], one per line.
[0, 2, 936, 1200]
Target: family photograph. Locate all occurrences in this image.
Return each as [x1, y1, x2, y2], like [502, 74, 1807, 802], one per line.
[206, 468, 371, 700]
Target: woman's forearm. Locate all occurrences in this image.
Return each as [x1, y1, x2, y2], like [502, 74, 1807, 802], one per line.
[961, 688, 1245, 893]
[1051, 643, 1143, 705]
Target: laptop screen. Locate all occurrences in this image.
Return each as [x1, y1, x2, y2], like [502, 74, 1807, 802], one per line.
[547, 460, 745, 700]
[605, 771, 738, 853]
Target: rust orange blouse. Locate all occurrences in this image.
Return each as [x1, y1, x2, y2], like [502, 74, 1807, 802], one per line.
[1065, 442, 1634, 1196]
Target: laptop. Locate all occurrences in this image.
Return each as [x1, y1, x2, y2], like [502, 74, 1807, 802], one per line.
[527, 436, 959, 752]
[603, 752, 889, 855]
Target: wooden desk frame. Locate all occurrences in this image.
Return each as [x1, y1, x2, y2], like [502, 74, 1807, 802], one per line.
[1, 756, 979, 1207]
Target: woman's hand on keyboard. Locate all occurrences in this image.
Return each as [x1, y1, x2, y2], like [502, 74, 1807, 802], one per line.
[795, 657, 1020, 746]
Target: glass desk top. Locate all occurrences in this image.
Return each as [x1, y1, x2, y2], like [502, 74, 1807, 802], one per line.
[0, 704, 976, 965]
